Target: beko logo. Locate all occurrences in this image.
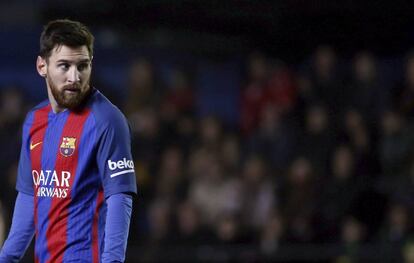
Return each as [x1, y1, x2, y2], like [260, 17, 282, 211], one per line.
[107, 158, 135, 178]
[108, 158, 134, 170]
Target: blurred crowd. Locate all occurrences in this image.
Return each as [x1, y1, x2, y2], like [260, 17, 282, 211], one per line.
[2, 45, 414, 262]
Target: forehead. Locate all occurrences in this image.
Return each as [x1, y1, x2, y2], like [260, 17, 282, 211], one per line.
[49, 45, 90, 62]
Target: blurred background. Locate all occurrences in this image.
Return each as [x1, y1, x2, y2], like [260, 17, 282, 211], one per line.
[2, 0, 414, 262]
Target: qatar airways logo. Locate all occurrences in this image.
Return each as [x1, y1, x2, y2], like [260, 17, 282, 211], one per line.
[108, 158, 134, 178]
[32, 170, 71, 198]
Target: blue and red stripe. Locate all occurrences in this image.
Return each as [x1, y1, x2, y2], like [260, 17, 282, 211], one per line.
[64, 111, 101, 262]
[92, 190, 104, 263]
[45, 108, 91, 263]
[29, 104, 51, 263]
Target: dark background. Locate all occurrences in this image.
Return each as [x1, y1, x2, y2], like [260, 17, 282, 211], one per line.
[38, 0, 414, 60]
[2, 1, 414, 262]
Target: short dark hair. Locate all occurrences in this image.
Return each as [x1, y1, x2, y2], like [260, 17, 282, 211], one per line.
[39, 19, 94, 59]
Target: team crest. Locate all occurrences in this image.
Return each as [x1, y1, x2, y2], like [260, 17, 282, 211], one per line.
[60, 137, 76, 157]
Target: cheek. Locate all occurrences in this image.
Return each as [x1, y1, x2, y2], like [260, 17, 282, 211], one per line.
[83, 69, 92, 79]
[81, 71, 92, 83]
[48, 70, 66, 83]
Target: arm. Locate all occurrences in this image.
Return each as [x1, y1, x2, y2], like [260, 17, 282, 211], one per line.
[0, 192, 34, 263]
[101, 193, 133, 263]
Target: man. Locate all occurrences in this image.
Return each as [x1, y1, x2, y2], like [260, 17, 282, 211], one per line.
[0, 19, 137, 262]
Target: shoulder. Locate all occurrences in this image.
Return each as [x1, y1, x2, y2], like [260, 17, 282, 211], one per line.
[31, 99, 50, 112]
[88, 89, 129, 132]
[23, 100, 50, 126]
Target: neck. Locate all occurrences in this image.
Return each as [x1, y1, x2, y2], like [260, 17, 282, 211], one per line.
[46, 86, 65, 113]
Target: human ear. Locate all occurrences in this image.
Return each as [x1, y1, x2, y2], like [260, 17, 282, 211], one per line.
[36, 56, 47, 77]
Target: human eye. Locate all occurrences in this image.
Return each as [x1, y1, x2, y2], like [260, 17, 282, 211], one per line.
[77, 62, 90, 71]
[58, 63, 70, 71]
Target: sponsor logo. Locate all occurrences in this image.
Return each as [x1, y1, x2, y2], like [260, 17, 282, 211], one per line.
[108, 158, 135, 170]
[60, 137, 76, 157]
[107, 158, 135, 178]
[30, 141, 42, 150]
[32, 170, 71, 198]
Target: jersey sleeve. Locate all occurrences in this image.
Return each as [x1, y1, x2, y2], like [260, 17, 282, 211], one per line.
[0, 192, 35, 262]
[16, 112, 34, 195]
[96, 112, 137, 198]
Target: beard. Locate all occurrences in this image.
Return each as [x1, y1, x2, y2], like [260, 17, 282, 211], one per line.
[47, 77, 91, 110]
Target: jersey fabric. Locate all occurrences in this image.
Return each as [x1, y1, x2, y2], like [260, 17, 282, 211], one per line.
[15, 89, 137, 263]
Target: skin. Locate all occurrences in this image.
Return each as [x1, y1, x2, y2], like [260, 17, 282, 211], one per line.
[36, 45, 92, 113]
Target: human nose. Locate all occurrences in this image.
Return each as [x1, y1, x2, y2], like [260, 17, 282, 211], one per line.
[67, 66, 80, 83]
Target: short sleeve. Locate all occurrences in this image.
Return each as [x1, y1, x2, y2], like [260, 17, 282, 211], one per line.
[96, 113, 137, 198]
[16, 112, 34, 195]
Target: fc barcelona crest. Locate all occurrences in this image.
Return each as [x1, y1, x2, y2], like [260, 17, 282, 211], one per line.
[60, 137, 76, 157]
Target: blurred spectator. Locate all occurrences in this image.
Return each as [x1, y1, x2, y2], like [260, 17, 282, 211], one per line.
[125, 59, 166, 179]
[172, 200, 211, 246]
[219, 133, 241, 176]
[313, 45, 337, 85]
[2, 162, 18, 218]
[161, 68, 195, 119]
[349, 188, 388, 242]
[393, 52, 414, 118]
[390, 158, 414, 212]
[247, 105, 297, 172]
[379, 110, 414, 178]
[212, 214, 258, 262]
[339, 109, 379, 179]
[0, 86, 27, 124]
[188, 150, 239, 226]
[403, 240, 414, 263]
[259, 213, 285, 258]
[317, 144, 364, 243]
[344, 51, 389, 127]
[125, 58, 161, 115]
[155, 145, 188, 202]
[146, 198, 173, 249]
[214, 214, 242, 245]
[381, 203, 411, 245]
[265, 61, 297, 114]
[197, 115, 223, 152]
[296, 103, 333, 177]
[281, 157, 318, 243]
[0, 87, 26, 202]
[341, 110, 371, 154]
[240, 52, 269, 135]
[129, 107, 163, 174]
[240, 52, 297, 136]
[377, 203, 411, 262]
[142, 198, 173, 261]
[173, 115, 197, 155]
[306, 45, 345, 121]
[291, 73, 313, 126]
[159, 68, 196, 151]
[238, 155, 276, 230]
[337, 217, 366, 262]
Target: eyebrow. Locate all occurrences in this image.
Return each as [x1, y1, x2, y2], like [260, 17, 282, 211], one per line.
[56, 59, 91, 64]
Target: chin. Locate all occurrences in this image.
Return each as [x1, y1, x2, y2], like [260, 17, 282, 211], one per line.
[58, 88, 92, 111]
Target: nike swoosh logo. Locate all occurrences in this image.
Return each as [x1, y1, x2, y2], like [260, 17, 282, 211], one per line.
[30, 141, 42, 150]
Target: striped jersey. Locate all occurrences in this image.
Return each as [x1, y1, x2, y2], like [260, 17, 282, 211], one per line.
[16, 89, 137, 263]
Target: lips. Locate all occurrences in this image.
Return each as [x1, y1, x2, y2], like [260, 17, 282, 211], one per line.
[63, 86, 81, 93]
